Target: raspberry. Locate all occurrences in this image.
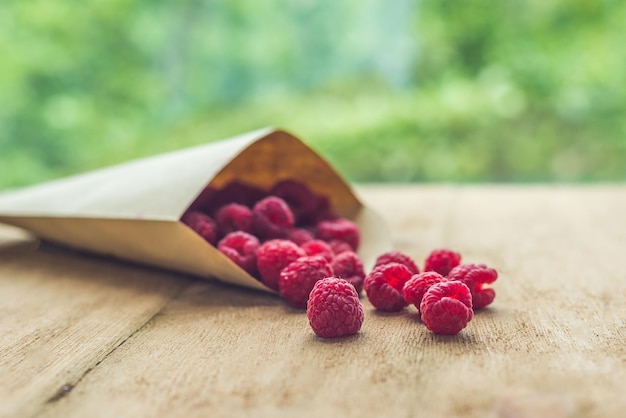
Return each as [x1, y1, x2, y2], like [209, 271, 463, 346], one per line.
[363, 262, 413, 312]
[424, 249, 462, 276]
[448, 264, 498, 309]
[420, 281, 473, 335]
[181, 211, 218, 245]
[402, 272, 446, 310]
[187, 186, 217, 213]
[252, 196, 295, 239]
[256, 239, 305, 291]
[316, 218, 360, 251]
[279, 255, 334, 308]
[288, 228, 315, 245]
[331, 251, 365, 294]
[217, 232, 260, 276]
[301, 240, 334, 262]
[271, 180, 320, 224]
[210, 181, 267, 211]
[308, 196, 338, 224]
[215, 203, 253, 236]
[374, 251, 419, 274]
[307, 277, 364, 338]
[328, 240, 354, 255]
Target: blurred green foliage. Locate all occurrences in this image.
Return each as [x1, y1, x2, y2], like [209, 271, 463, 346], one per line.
[1, 0, 625, 189]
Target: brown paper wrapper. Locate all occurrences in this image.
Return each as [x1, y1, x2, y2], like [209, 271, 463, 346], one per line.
[0, 128, 391, 292]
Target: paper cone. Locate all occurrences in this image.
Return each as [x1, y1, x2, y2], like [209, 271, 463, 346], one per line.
[0, 128, 391, 292]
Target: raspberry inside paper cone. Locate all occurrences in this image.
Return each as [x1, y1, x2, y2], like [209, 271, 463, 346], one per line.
[181, 179, 365, 298]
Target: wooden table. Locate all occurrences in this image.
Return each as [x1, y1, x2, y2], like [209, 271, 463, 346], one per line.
[1, 185, 624, 418]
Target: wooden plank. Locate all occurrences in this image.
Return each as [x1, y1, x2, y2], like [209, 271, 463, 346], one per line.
[0, 233, 192, 418]
[5, 186, 626, 418]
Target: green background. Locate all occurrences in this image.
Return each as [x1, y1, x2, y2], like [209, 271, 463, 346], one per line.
[1, 0, 625, 189]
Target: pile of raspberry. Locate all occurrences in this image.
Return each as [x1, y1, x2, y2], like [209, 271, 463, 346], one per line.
[181, 180, 364, 309]
[365, 249, 498, 335]
[305, 249, 497, 338]
[181, 180, 498, 339]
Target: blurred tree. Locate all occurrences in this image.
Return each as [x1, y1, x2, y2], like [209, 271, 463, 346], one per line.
[0, 0, 625, 188]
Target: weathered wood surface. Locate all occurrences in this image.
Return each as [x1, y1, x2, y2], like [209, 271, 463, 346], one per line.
[1, 186, 625, 418]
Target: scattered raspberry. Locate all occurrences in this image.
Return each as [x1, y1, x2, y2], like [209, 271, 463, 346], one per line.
[364, 262, 413, 312]
[316, 218, 360, 251]
[215, 203, 253, 236]
[181, 211, 218, 245]
[424, 249, 462, 276]
[279, 255, 334, 308]
[402, 272, 446, 310]
[420, 281, 473, 335]
[448, 263, 498, 309]
[307, 277, 364, 338]
[328, 240, 354, 255]
[374, 251, 419, 274]
[256, 239, 306, 291]
[331, 251, 365, 294]
[301, 240, 334, 262]
[271, 179, 320, 224]
[217, 231, 260, 276]
[288, 228, 315, 245]
[252, 196, 295, 239]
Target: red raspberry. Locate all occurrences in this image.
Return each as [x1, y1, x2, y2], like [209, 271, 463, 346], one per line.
[256, 239, 305, 291]
[252, 196, 295, 239]
[288, 228, 315, 245]
[271, 179, 320, 224]
[328, 240, 354, 255]
[187, 186, 217, 213]
[402, 272, 446, 310]
[331, 251, 365, 294]
[374, 251, 419, 274]
[210, 181, 267, 211]
[181, 210, 218, 245]
[217, 231, 260, 276]
[301, 240, 334, 262]
[215, 203, 253, 236]
[316, 218, 360, 251]
[448, 263, 498, 309]
[307, 277, 364, 338]
[309, 196, 338, 224]
[364, 262, 413, 312]
[424, 249, 462, 276]
[420, 281, 473, 335]
[279, 255, 334, 308]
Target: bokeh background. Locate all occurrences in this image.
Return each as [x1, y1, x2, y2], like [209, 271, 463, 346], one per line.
[1, 0, 625, 189]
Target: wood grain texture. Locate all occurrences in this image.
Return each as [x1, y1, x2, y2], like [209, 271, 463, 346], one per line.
[0, 235, 192, 418]
[1, 186, 625, 418]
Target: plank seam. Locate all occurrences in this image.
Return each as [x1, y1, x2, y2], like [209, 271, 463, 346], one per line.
[34, 280, 196, 415]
